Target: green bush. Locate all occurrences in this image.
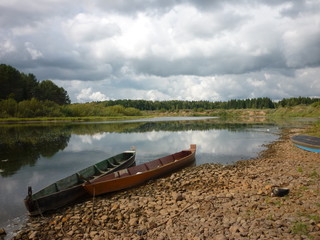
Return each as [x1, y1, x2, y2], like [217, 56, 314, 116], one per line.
[0, 98, 18, 117]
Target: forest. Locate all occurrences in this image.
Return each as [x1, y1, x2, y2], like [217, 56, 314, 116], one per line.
[0, 64, 70, 105]
[0, 64, 319, 118]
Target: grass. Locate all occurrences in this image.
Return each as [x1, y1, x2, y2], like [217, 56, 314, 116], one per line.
[270, 105, 320, 118]
[291, 222, 309, 236]
[305, 120, 320, 137]
[0, 115, 149, 123]
[310, 170, 319, 179]
[297, 167, 303, 173]
[308, 215, 320, 222]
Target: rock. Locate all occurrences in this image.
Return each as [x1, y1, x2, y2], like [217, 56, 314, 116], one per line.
[229, 224, 241, 234]
[93, 219, 100, 225]
[9, 130, 320, 240]
[0, 228, 6, 236]
[129, 217, 138, 226]
[172, 192, 184, 201]
[213, 234, 227, 240]
[89, 231, 98, 238]
[28, 231, 37, 239]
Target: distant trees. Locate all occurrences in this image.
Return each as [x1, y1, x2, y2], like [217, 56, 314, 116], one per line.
[102, 98, 276, 111]
[276, 97, 320, 107]
[0, 64, 70, 105]
[102, 97, 319, 111]
[0, 99, 142, 118]
[1, 64, 319, 118]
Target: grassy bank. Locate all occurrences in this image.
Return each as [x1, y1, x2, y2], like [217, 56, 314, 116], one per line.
[269, 104, 320, 118]
[0, 116, 146, 123]
[0, 105, 318, 125]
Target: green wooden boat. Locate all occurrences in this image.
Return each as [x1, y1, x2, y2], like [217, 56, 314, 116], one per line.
[24, 149, 136, 216]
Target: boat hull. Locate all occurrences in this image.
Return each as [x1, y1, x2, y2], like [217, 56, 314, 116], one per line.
[24, 150, 135, 216]
[83, 144, 196, 196]
[291, 135, 320, 153]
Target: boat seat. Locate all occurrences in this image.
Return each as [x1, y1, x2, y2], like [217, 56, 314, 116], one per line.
[128, 164, 148, 175]
[111, 156, 122, 165]
[108, 158, 119, 167]
[172, 151, 187, 160]
[145, 159, 161, 170]
[78, 166, 99, 179]
[96, 161, 112, 172]
[159, 155, 174, 165]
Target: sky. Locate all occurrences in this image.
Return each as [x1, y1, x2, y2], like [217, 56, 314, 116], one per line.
[1, 0, 320, 103]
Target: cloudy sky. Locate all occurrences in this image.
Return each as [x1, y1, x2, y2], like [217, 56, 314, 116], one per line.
[1, 0, 319, 103]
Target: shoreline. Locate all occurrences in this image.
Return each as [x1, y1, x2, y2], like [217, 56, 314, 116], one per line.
[11, 128, 320, 239]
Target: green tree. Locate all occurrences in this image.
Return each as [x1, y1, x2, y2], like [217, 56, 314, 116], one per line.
[35, 80, 70, 105]
[21, 73, 38, 100]
[0, 64, 24, 101]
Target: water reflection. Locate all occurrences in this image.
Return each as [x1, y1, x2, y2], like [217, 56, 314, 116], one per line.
[0, 119, 274, 177]
[0, 118, 279, 237]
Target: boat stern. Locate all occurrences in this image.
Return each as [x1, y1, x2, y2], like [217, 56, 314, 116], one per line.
[190, 144, 196, 152]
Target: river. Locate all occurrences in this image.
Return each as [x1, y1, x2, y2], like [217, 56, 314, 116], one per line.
[0, 117, 279, 238]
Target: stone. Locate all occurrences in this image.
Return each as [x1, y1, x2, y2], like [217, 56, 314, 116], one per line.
[213, 234, 227, 240]
[172, 192, 184, 201]
[129, 217, 138, 226]
[89, 231, 98, 238]
[229, 224, 241, 234]
[0, 228, 6, 236]
[28, 231, 37, 239]
[9, 130, 320, 240]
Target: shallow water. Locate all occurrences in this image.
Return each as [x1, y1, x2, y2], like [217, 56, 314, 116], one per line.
[0, 117, 279, 238]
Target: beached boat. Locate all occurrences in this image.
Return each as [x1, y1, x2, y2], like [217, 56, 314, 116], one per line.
[291, 135, 320, 153]
[83, 144, 196, 196]
[24, 149, 136, 216]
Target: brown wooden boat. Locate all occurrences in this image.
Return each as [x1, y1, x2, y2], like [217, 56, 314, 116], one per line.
[83, 144, 196, 196]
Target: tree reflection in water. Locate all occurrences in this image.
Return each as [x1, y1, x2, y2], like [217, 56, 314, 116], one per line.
[0, 119, 274, 177]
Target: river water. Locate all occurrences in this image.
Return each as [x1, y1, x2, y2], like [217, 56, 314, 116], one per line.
[0, 117, 280, 238]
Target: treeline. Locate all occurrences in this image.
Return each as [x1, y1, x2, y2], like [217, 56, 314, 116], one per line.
[103, 98, 275, 111]
[0, 64, 70, 105]
[1, 96, 318, 118]
[102, 97, 319, 111]
[277, 97, 320, 107]
[0, 99, 142, 118]
[1, 64, 319, 118]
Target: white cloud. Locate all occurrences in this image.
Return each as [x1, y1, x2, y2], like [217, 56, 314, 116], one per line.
[1, 0, 320, 102]
[76, 88, 108, 102]
[25, 42, 42, 60]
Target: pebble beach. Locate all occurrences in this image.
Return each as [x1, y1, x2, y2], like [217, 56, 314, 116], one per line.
[9, 128, 320, 240]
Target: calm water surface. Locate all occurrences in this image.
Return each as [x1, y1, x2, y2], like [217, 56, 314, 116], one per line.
[0, 117, 279, 238]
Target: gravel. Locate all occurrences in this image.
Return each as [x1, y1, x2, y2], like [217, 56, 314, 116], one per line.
[12, 129, 320, 240]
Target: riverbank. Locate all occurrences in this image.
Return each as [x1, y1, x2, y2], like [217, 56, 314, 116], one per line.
[10, 128, 320, 240]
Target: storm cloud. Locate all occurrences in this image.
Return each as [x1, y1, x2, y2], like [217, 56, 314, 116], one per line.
[0, 0, 319, 102]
